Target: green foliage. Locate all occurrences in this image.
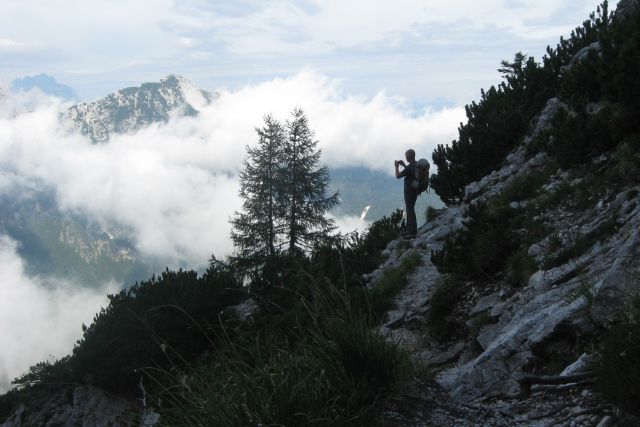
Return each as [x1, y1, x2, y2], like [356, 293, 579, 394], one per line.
[605, 140, 640, 185]
[307, 210, 403, 290]
[426, 205, 441, 222]
[156, 280, 415, 426]
[231, 109, 339, 273]
[71, 262, 243, 393]
[11, 258, 244, 395]
[426, 275, 466, 341]
[540, 108, 615, 168]
[500, 170, 549, 203]
[230, 114, 286, 269]
[562, 276, 596, 308]
[368, 251, 422, 320]
[431, 201, 520, 279]
[430, 2, 621, 204]
[506, 248, 538, 287]
[11, 357, 73, 387]
[538, 3, 640, 169]
[468, 313, 494, 340]
[597, 275, 640, 412]
[281, 108, 339, 253]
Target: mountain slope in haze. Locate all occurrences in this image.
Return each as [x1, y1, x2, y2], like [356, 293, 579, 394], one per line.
[10, 74, 79, 101]
[0, 75, 216, 286]
[0, 189, 152, 287]
[329, 166, 444, 224]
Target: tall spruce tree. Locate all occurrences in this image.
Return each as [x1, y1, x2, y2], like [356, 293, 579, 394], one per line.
[281, 108, 338, 253]
[230, 115, 285, 269]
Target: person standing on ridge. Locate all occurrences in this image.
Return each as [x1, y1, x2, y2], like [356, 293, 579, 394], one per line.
[395, 149, 418, 239]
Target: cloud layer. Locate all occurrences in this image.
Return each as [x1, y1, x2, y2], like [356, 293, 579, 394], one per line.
[0, 235, 115, 392]
[1, 70, 463, 267]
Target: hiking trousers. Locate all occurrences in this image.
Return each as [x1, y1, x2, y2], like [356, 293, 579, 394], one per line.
[404, 186, 418, 236]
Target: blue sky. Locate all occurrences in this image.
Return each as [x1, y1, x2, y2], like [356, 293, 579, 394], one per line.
[0, 0, 617, 104]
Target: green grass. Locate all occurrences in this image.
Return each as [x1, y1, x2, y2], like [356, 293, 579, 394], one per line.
[562, 275, 596, 308]
[596, 272, 640, 413]
[425, 205, 441, 222]
[506, 248, 538, 287]
[426, 275, 466, 342]
[154, 281, 417, 426]
[467, 312, 494, 340]
[499, 169, 549, 203]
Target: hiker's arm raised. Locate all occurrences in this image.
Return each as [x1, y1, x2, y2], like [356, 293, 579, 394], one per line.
[395, 160, 406, 178]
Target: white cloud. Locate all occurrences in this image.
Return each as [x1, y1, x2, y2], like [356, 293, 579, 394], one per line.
[0, 235, 116, 393]
[167, 0, 612, 55]
[0, 70, 462, 269]
[0, 38, 40, 53]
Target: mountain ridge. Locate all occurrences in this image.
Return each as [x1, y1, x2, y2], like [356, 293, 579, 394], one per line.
[10, 74, 78, 101]
[66, 74, 215, 142]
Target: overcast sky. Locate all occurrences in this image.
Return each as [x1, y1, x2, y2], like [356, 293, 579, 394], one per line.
[1, 0, 618, 104]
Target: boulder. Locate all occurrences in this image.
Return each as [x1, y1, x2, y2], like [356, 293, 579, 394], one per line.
[528, 98, 569, 139]
[437, 285, 586, 401]
[563, 42, 602, 72]
[469, 291, 503, 317]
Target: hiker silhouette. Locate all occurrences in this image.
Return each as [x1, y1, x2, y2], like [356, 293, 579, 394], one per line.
[394, 149, 418, 238]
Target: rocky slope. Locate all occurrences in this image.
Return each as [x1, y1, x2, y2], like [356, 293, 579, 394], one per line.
[366, 95, 640, 425]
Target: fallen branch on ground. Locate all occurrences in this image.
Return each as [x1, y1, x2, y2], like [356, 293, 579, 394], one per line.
[518, 372, 594, 396]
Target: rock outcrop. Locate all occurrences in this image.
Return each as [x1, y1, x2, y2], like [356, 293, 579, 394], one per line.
[66, 75, 215, 142]
[367, 18, 640, 420]
[368, 113, 640, 423]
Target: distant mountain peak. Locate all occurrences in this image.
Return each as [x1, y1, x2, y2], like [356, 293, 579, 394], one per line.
[10, 73, 79, 101]
[66, 75, 216, 142]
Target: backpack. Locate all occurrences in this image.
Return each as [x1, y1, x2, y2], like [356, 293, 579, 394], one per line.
[411, 158, 430, 194]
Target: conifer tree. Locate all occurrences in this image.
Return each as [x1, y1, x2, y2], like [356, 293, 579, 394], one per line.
[231, 109, 339, 270]
[230, 115, 285, 269]
[280, 108, 338, 253]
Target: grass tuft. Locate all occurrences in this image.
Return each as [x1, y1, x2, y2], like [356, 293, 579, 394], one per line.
[154, 281, 417, 426]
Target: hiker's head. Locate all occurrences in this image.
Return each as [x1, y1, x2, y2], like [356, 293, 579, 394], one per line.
[405, 149, 416, 162]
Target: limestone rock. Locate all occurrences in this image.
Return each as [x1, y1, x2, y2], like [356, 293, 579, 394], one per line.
[559, 352, 599, 376]
[529, 98, 569, 139]
[591, 228, 640, 325]
[469, 292, 503, 317]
